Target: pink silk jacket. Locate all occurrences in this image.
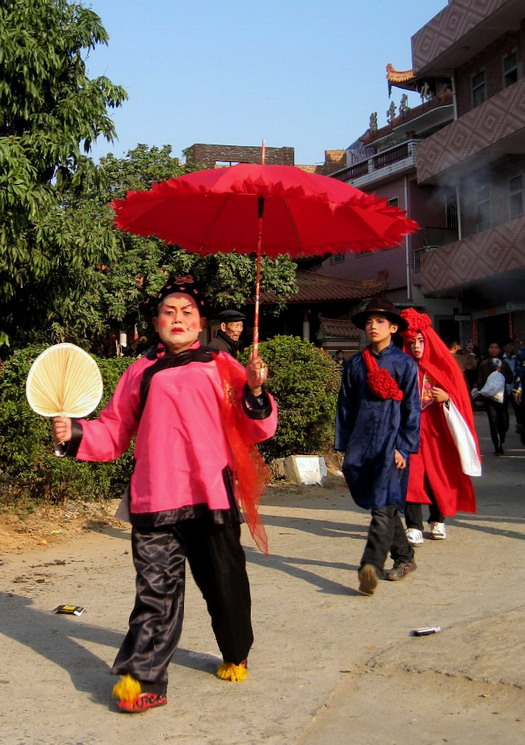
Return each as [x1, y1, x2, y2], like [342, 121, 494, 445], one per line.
[74, 345, 277, 515]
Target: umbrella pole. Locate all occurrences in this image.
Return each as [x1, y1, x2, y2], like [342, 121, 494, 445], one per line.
[253, 196, 265, 355]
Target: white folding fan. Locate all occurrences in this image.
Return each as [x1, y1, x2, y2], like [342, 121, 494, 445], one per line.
[26, 343, 103, 418]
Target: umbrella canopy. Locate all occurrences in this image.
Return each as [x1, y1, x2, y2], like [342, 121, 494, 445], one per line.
[112, 164, 419, 257]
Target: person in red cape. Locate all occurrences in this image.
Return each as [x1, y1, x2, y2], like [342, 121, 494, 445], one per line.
[400, 308, 481, 546]
[52, 276, 277, 713]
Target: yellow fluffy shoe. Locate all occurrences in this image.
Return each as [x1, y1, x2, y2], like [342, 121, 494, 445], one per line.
[216, 661, 248, 682]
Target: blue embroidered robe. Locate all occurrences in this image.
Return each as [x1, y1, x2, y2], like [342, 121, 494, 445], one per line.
[335, 343, 420, 510]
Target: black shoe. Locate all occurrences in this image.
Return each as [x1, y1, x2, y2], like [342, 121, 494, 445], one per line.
[358, 564, 379, 595]
[385, 559, 417, 582]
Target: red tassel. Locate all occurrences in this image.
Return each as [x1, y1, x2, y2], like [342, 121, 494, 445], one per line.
[214, 353, 271, 554]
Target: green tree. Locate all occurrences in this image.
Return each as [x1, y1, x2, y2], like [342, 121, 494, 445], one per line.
[0, 0, 127, 346]
[240, 336, 341, 459]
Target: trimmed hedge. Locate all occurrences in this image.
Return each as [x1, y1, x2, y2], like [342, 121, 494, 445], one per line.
[240, 335, 341, 460]
[0, 345, 134, 505]
[0, 336, 342, 507]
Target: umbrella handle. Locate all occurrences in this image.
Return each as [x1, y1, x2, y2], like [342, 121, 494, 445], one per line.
[253, 197, 264, 356]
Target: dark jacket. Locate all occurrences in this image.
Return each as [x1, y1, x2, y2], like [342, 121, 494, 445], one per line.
[335, 343, 420, 510]
[208, 329, 240, 358]
[477, 358, 513, 391]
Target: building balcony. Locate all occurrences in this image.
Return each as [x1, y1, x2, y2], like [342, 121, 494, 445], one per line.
[336, 139, 421, 189]
[412, 0, 523, 75]
[419, 213, 525, 294]
[416, 76, 525, 184]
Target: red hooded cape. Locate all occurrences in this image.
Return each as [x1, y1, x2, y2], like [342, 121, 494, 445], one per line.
[401, 308, 479, 516]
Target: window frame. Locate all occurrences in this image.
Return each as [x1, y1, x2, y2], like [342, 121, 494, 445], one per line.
[503, 50, 518, 89]
[475, 182, 491, 232]
[471, 70, 486, 108]
[508, 174, 523, 220]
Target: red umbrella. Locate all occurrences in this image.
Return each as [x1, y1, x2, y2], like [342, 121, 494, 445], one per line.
[112, 164, 419, 350]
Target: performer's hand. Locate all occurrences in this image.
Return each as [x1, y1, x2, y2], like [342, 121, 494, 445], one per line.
[53, 416, 72, 443]
[432, 386, 449, 404]
[394, 449, 406, 470]
[245, 351, 268, 396]
[515, 389, 522, 405]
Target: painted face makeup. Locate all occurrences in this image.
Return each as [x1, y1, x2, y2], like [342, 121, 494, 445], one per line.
[153, 293, 205, 353]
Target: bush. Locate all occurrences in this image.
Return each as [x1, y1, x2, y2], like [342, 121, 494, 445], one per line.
[0, 345, 134, 506]
[241, 336, 341, 459]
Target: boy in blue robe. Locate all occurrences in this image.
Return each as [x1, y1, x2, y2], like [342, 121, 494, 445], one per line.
[335, 298, 420, 595]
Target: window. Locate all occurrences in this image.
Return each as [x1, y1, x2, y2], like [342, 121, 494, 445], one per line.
[472, 71, 486, 107]
[475, 184, 490, 232]
[509, 175, 523, 219]
[446, 194, 458, 230]
[387, 197, 399, 207]
[503, 52, 518, 88]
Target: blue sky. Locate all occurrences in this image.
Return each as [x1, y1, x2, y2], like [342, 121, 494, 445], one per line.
[86, 0, 447, 166]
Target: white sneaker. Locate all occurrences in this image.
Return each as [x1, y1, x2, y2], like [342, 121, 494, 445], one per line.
[429, 522, 446, 540]
[406, 528, 424, 546]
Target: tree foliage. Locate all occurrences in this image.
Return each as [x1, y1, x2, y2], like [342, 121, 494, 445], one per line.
[0, 0, 126, 345]
[0, 344, 134, 505]
[0, 2, 298, 353]
[241, 336, 341, 459]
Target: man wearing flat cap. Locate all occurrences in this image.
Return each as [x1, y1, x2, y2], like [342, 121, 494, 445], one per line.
[209, 310, 247, 358]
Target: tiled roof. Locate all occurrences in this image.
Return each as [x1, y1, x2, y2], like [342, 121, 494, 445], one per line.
[318, 316, 361, 340]
[259, 270, 388, 304]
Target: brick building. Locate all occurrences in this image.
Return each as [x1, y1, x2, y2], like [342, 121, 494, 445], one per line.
[319, 77, 459, 337]
[184, 143, 294, 168]
[322, 0, 525, 349]
[410, 0, 525, 349]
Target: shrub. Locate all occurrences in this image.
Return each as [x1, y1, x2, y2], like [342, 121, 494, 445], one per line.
[241, 336, 341, 459]
[0, 345, 134, 506]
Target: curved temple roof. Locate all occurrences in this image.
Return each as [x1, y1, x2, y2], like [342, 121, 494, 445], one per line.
[386, 63, 416, 85]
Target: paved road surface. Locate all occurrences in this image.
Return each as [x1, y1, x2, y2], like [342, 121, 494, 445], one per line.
[0, 413, 523, 744]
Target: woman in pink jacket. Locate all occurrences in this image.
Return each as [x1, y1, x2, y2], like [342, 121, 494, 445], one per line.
[53, 276, 277, 713]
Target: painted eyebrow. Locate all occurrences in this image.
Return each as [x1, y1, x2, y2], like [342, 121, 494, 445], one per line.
[163, 302, 195, 311]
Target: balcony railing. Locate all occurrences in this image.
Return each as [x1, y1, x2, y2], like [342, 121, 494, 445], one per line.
[340, 140, 421, 185]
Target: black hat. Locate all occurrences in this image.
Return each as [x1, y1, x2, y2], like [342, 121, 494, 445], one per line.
[156, 275, 207, 315]
[217, 310, 246, 322]
[351, 297, 407, 332]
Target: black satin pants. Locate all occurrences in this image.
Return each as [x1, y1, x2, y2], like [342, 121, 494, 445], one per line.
[360, 503, 414, 574]
[112, 519, 253, 694]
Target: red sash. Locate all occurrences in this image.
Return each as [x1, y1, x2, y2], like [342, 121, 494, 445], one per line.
[362, 347, 404, 401]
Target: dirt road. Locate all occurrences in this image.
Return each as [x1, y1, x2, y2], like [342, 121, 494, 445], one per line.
[1, 413, 523, 745]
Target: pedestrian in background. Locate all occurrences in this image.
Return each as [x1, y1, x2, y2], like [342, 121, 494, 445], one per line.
[502, 338, 522, 432]
[334, 349, 345, 368]
[477, 341, 513, 455]
[209, 309, 246, 358]
[445, 338, 477, 391]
